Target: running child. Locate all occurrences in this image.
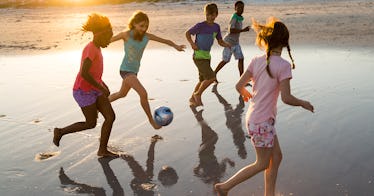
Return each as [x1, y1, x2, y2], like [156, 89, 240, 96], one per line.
[214, 17, 314, 196]
[186, 3, 231, 106]
[109, 11, 185, 129]
[53, 13, 117, 157]
[214, 1, 251, 81]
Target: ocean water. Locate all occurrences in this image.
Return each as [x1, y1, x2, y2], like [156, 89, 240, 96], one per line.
[0, 46, 373, 195]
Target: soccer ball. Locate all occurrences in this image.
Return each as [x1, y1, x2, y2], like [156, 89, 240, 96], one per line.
[154, 106, 173, 126]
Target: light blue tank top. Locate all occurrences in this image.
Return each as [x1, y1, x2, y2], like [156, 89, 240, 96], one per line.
[120, 30, 149, 73]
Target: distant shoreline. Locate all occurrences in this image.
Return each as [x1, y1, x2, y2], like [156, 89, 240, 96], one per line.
[0, 0, 373, 55]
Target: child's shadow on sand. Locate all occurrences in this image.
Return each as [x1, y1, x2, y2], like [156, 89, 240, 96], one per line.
[119, 135, 178, 195]
[212, 83, 248, 159]
[58, 135, 178, 196]
[59, 167, 106, 196]
[190, 105, 235, 185]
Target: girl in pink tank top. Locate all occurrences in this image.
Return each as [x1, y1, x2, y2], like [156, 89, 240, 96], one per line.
[215, 17, 314, 196]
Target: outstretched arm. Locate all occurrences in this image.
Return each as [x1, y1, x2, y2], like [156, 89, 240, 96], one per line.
[147, 33, 185, 51]
[110, 31, 129, 43]
[280, 79, 314, 112]
[229, 26, 250, 34]
[217, 39, 231, 48]
[235, 70, 252, 102]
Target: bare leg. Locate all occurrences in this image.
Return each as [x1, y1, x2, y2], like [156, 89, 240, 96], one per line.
[214, 147, 273, 195]
[192, 78, 215, 106]
[125, 75, 161, 129]
[264, 136, 282, 196]
[108, 79, 131, 102]
[190, 81, 202, 106]
[214, 60, 228, 82]
[96, 95, 118, 157]
[53, 103, 98, 147]
[238, 58, 244, 76]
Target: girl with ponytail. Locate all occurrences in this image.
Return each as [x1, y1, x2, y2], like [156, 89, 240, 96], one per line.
[215, 17, 314, 196]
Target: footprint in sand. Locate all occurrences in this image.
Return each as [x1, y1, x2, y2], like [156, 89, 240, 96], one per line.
[32, 119, 41, 123]
[34, 151, 60, 161]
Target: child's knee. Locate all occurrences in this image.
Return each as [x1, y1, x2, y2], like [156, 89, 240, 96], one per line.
[273, 152, 283, 165]
[86, 120, 97, 129]
[104, 112, 115, 123]
[254, 160, 270, 171]
[206, 76, 216, 82]
[119, 91, 128, 98]
[138, 90, 148, 100]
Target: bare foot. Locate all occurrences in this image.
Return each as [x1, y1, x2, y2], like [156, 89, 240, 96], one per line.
[53, 128, 62, 147]
[151, 120, 162, 130]
[214, 183, 228, 196]
[193, 93, 203, 106]
[97, 150, 119, 157]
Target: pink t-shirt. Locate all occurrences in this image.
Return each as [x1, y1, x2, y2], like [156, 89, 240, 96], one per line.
[245, 55, 292, 124]
[73, 42, 103, 91]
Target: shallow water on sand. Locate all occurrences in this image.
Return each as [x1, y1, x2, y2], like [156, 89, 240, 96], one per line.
[0, 46, 373, 195]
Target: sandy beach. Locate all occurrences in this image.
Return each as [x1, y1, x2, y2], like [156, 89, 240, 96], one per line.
[1, 1, 374, 196]
[0, 0, 374, 55]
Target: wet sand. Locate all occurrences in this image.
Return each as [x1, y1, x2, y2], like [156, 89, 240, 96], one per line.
[1, 46, 374, 195]
[1, 1, 374, 195]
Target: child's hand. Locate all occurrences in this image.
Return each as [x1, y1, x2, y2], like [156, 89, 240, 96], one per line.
[175, 44, 186, 51]
[191, 43, 199, 50]
[301, 100, 314, 113]
[241, 90, 252, 102]
[101, 85, 110, 97]
[243, 26, 250, 32]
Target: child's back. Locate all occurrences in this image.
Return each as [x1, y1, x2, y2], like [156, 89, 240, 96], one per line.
[246, 55, 292, 124]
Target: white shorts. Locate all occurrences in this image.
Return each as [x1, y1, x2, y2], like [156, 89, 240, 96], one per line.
[222, 44, 244, 62]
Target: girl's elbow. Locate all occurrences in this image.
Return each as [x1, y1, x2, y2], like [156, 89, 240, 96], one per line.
[281, 96, 292, 105]
[235, 84, 242, 92]
[281, 97, 289, 104]
[81, 72, 89, 80]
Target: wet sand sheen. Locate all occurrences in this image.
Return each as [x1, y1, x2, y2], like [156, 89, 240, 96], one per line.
[1, 46, 374, 195]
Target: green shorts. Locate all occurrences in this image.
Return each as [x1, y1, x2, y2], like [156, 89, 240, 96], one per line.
[193, 59, 216, 82]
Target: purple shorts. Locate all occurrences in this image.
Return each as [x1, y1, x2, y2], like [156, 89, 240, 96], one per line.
[247, 118, 276, 148]
[73, 89, 102, 108]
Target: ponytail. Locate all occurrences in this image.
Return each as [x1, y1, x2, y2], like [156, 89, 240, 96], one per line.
[266, 47, 273, 78]
[287, 44, 295, 69]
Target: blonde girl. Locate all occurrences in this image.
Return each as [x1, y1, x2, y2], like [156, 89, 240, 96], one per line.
[109, 11, 185, 129]
[214, 17, 314, 196]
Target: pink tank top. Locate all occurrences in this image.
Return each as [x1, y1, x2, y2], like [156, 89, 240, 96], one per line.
[73, 42, 103, 91]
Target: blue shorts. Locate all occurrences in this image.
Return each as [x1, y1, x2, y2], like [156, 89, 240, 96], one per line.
[73, 89, 102, 108]
[222, 44, 244, 62]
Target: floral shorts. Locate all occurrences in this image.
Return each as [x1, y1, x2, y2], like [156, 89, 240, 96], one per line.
[248, 118, 276, 148]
